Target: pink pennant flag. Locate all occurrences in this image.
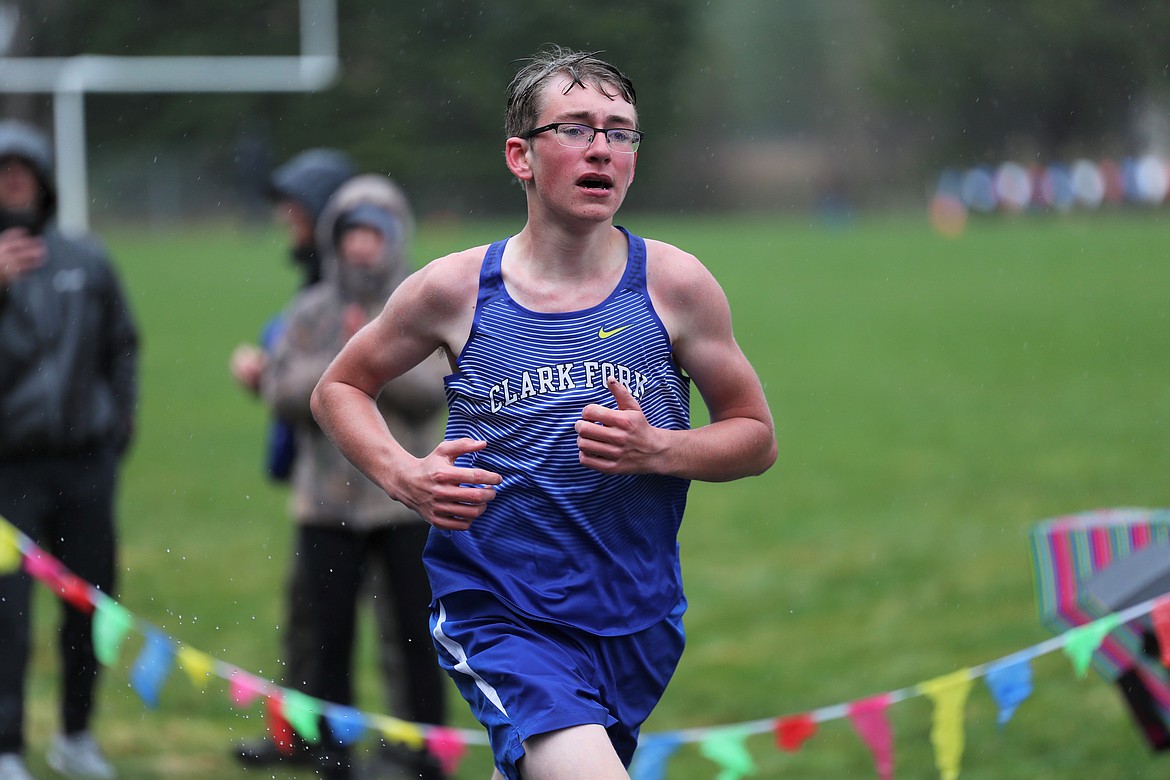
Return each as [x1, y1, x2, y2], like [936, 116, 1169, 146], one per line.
[23, 550, 65, 587]
[229, 669, 267, 708]
[848, 694, 894, 780]
[425, 726, 468, 775]
[775, 714, 817, 752]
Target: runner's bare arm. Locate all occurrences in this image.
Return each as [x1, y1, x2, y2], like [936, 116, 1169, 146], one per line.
[311, 250, 502, 530]
[576, 240, 776, 481]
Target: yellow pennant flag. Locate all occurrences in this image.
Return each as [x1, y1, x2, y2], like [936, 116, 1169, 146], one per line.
[0, 518, 20, 574]
[177, 646, 215, 690]
[920, 668, 973, 780]
[373, 715, 425, 750]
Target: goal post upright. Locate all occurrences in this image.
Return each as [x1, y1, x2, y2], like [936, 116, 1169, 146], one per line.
[0, 0, 340, 234]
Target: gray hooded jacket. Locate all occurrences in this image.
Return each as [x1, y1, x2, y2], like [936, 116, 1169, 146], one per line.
[0, 120, 139, 458]
[262, 175, 446, 528]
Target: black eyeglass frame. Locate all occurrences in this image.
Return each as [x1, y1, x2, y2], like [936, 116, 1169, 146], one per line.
[520, 123, 643, 153]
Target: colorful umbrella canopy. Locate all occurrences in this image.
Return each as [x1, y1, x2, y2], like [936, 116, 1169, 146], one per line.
[1029, 507, 1170, 750]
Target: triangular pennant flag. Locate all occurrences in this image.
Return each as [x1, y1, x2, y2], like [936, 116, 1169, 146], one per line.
[848, 695, 894, 780]
[630, 733, 683, 780]
[323, 704, 366, 746]
[920, 669, 973, 780]
[23, 549, 65, 587]
[1062, 613, 1123, 678]
[281, 689, 321, 744]
[265, 693, 295, 755]
[229, 669, 267, 708]
[425, 726, 469, 775]
[775, 713, 817, 752]
[56, 571, 96, 614]
[698, 726, 757, 780]
[1152, 598, 1170, 669]
[130, 629, 175, 709]
[176, 646, 215, 690]
[0, 518, 20, 574]
[373, 715, 425, 750]
[92, 595, 134, 666]
[984, 657, 1033, 726]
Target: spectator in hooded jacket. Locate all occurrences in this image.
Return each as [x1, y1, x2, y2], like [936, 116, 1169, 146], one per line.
[228, 148, 361, 768]
[230, 147, 357, 478]
[261, 174, 448, 780]
[229, 151, 425, 772]
[0, 119, 139, 780]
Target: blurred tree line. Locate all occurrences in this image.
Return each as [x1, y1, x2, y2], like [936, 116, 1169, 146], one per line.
[870, 0, 1170, 165]
[3, 0, 1168, 218]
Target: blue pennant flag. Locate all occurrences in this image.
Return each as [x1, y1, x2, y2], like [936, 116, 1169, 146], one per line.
[130, 630, 175, 709]
[984, 656, 1033, 726]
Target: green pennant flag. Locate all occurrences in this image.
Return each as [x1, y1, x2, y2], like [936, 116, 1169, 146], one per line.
[281, 689, 322, 744]
[93, 596, 134, 667]
[1062, 613, 1123, 679]
[699, 726, 757, 780]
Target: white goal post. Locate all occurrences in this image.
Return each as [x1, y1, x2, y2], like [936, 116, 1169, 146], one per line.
[0, 0, 340, 234]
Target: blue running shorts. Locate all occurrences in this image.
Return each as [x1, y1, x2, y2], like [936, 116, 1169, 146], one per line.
[430, 589, 686, 779]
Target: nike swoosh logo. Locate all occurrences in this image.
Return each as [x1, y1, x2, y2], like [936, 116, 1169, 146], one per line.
[598, 325, 631, 339]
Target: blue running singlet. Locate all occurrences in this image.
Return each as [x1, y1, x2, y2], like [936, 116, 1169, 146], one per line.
[424, 228, 691, 635]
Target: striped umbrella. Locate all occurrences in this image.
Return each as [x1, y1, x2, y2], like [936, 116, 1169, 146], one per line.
[1029, 507, 1170, 749]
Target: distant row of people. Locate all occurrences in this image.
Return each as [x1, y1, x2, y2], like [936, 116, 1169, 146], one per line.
[934, 154, 1170, 214]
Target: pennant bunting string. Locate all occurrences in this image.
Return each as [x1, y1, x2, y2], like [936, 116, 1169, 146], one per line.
[3, 515, 1167, 779]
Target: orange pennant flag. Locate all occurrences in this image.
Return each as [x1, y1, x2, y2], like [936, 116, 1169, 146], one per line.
[775, 714, 817, 752]
[1152, 598, 1170, 669]
[266, 693, 295, 755]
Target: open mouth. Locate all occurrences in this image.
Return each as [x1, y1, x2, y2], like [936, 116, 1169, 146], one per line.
[578, 176, 613, 191]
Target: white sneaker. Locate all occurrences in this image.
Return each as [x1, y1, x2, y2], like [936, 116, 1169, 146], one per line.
[0, 754, 34, 780]
[46, 733, 115, 779]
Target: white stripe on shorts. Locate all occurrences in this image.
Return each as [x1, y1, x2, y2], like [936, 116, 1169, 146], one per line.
[432, 599, 508, 716]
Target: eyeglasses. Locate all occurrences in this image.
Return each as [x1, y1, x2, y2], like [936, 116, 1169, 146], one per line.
[521, 123, 643, 153]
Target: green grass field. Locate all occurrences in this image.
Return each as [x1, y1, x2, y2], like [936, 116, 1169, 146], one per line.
[18, 209, 1170, 778]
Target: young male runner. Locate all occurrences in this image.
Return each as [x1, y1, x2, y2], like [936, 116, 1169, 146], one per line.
[312, 46, 776, 779]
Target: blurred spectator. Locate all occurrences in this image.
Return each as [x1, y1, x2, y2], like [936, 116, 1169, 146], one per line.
[229, 147, 359, 769]
[0, 119, 139, 780]
[260, 175, 448, 780]
[230, 148, 356, 419]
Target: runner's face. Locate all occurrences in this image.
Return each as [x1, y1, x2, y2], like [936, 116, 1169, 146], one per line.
[520, 74, 638, 223]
